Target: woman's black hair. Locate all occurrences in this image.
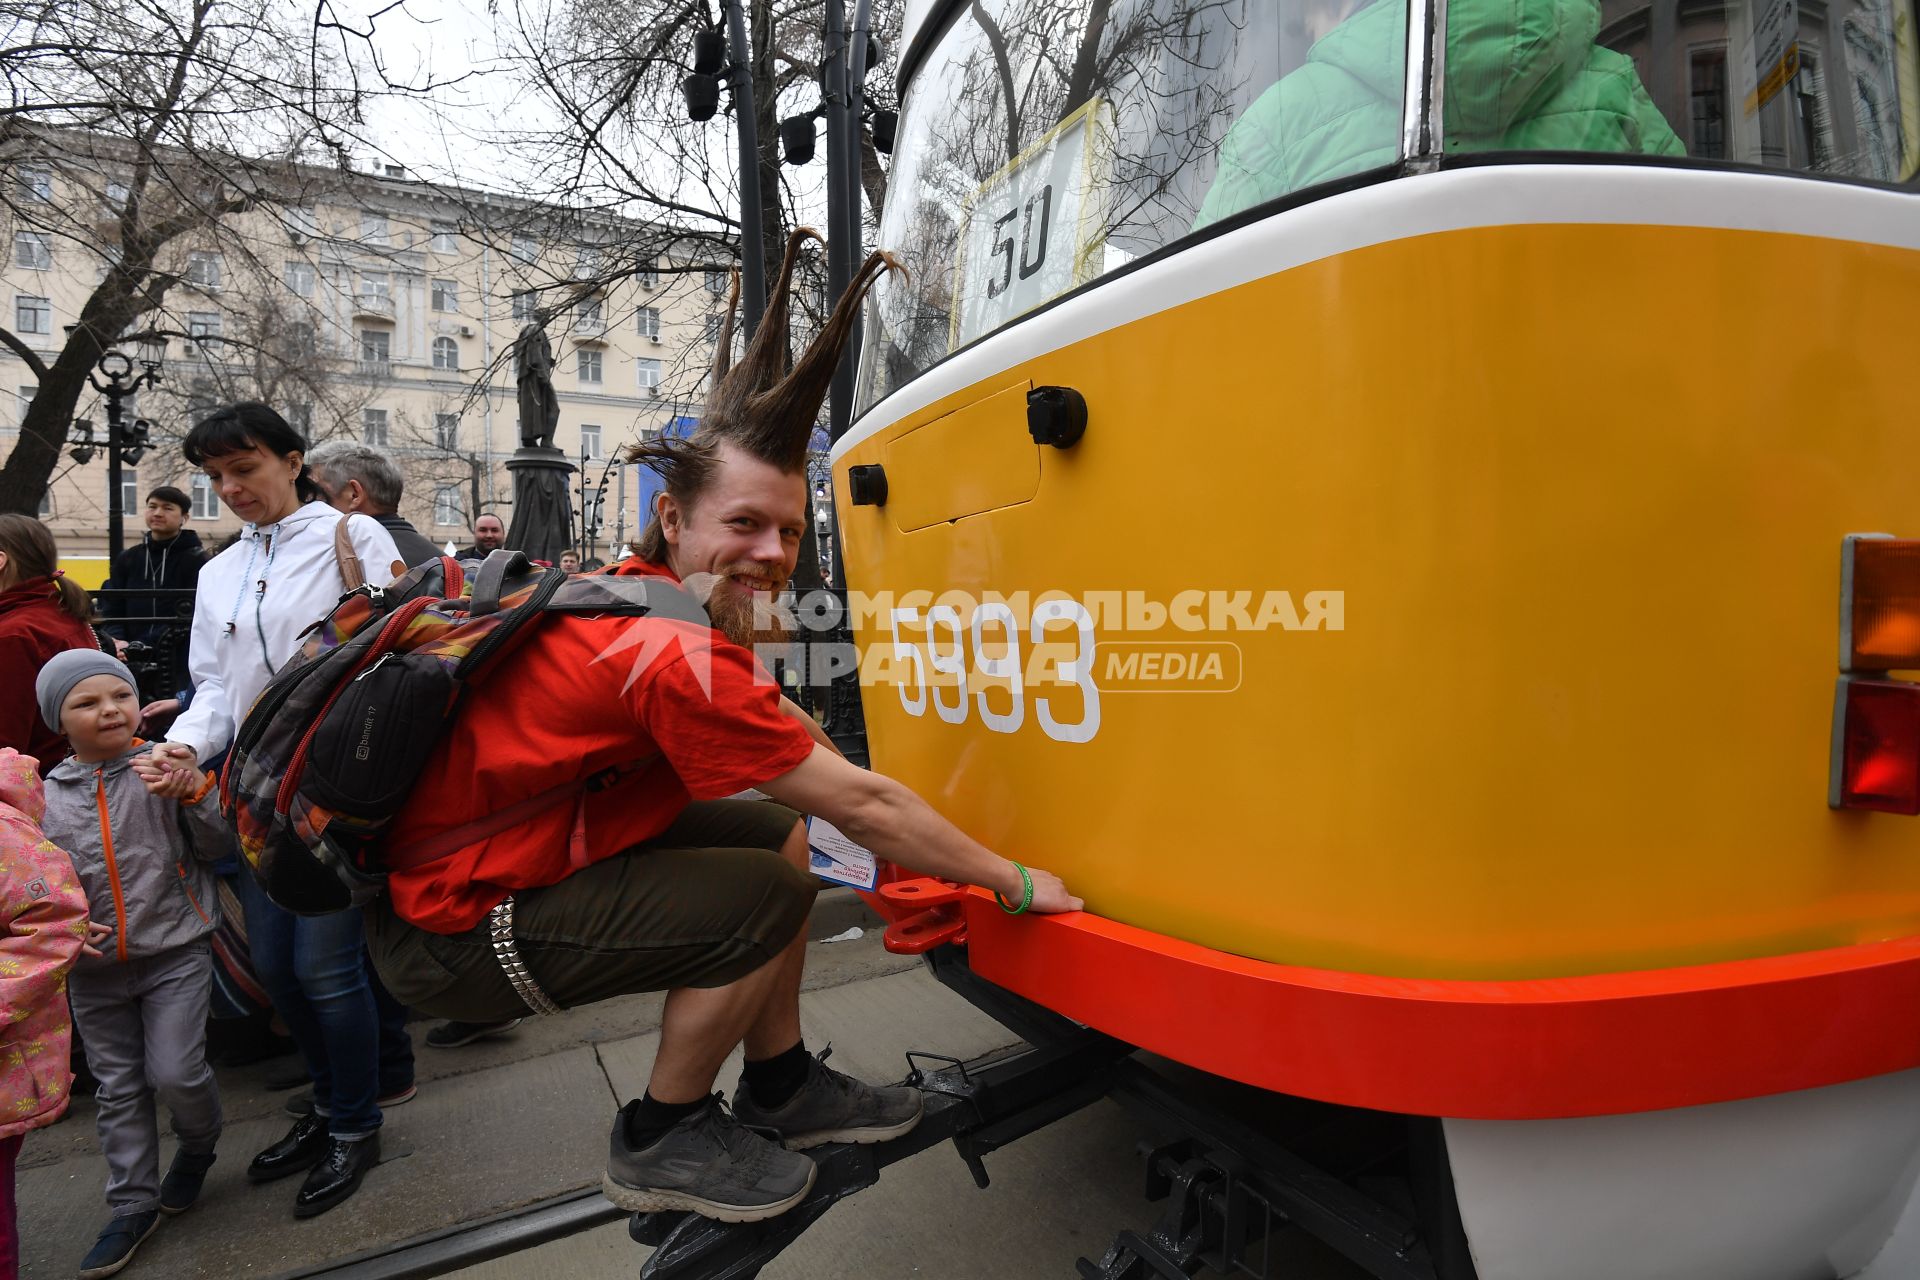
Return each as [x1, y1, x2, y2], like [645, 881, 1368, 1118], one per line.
[182, 401, 325, 505]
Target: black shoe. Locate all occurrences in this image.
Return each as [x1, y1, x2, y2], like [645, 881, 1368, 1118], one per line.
[78, 1210, 159, 1278]
[292, 1134, 381, 1218]
[424, 1018, 523, 1049]
[159, 1149, 218, 1214]
[247, 1113, 329, 1184]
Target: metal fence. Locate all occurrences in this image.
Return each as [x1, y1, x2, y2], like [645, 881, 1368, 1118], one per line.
[89, 586, 196, 702]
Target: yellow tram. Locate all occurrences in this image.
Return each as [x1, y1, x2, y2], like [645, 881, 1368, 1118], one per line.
[831, 0, 1920, 1275]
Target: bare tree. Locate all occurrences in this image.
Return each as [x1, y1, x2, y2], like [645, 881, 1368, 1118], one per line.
[0, 0, 432, 513]
[479, 0, 904, 311]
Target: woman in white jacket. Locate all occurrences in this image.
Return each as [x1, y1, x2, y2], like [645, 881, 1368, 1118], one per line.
[142, 403, 404, 1219]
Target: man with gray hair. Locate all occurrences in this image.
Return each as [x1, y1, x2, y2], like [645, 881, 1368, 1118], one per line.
[307, 440, 441, 569]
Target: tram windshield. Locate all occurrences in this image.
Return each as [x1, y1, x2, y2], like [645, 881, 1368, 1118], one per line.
[857, 0, 1408, 411]
[859, 0, 1920, 410]
[1556, 0, 1920, 179]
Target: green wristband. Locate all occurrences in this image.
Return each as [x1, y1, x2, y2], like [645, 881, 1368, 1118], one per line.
[996, 862, 1034, 915]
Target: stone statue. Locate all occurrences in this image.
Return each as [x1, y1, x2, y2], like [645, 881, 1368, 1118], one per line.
[513, 323, 560, 451]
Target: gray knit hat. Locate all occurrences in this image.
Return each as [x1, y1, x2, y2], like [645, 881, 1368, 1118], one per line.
[35, 649, 136, 731]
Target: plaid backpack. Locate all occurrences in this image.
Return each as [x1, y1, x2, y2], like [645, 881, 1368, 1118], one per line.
[220, 551, 709, 914]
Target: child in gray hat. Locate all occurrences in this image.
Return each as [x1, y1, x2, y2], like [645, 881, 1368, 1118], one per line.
[34, 649, 228, 1279]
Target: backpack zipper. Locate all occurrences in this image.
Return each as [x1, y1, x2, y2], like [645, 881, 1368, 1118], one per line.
[223, 592, 389, 808]
[275, 595, 435, 815]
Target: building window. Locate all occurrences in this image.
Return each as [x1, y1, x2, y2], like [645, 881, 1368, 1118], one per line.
[636, 357, 662, 391]
[119, 472, 139, 517]
[430, 221, 458, 253]
[639, 261, 660, 288]
[286, 320, 316, 356]
[14, 296, 49, 335]
[580, 423, 603, 459]
[362, 407, 390, 446]
[187, 311, 222, 349]
[184, 251, 223, 290]
[361, 213, 389, 245]
[17, 166, 51, 203]
[702, 314, 722, 343]
[573, 243, 601, 279]
[636, 306, 660, 340]
[359, 270, 391, 300]
[431, 278, 458, 312]
[432, 336, 460, 371]
[287, 402, 313, 433]
[575, 298, 603, 332]
[511, 290, 537, 322]
[1689, 47, 1729, 161]
[577, 350, 602, 384]
[433, 485, 464, 526]
[285, 206, 319, 240]
[103, 180, 129, 215]
[14, 232, 51, 270]
[191, 474, 220, 520]
[434, 413, 459, 450]
[284, 260, 316, 296]
[511, 233, 537, 262]
[705, 269, 728, 296]
[358, 328, 390, 367]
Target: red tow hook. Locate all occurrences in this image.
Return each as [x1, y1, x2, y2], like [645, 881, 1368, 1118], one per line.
[879, 878, 969, 954]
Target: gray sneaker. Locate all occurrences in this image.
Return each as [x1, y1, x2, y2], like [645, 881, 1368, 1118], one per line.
[731, 1047, 924, 1150]
[603, 1095, 815, 1221]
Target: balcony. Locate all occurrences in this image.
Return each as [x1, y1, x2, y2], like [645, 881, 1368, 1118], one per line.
[355, 358, 392, 379]
[352, 292, 395, 321]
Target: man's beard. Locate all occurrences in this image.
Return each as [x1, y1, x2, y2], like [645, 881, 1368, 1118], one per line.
[683, 567, 794, 651]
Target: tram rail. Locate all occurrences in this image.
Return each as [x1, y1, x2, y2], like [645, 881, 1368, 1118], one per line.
[277, 946, 1464, 1280]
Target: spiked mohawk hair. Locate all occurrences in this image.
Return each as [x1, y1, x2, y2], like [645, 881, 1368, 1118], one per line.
[627, 228, 901, 562]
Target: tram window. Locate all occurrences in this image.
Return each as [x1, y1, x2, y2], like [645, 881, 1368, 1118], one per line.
[857, 0, 1410, 412]
[1456, 0, 1920, 182]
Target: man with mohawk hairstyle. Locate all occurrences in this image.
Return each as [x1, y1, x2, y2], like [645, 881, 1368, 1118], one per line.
[367, 231, 1082, 1222]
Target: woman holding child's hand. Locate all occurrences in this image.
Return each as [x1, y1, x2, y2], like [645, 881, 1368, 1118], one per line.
[156, 402, 406, 1220]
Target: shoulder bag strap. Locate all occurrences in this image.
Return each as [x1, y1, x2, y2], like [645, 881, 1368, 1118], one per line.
[333, 515, 366, 592]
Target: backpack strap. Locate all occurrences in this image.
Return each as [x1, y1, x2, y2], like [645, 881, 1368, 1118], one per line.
[470, 549, 533, 616]
[383, 757, 656, 872]
[542, 575, 711, 627]
[333, 516, 366, 592]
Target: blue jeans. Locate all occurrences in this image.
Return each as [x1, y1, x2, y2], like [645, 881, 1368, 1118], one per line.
[236, 873, 382, 1137]
[368, 956, 415, 1096]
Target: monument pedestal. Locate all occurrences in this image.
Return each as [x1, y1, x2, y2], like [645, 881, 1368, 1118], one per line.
[504, 446, 576, 565]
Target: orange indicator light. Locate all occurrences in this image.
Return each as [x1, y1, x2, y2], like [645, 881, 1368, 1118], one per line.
[1842, 536, 1920, 671]
[1831, 678, 1920, 815]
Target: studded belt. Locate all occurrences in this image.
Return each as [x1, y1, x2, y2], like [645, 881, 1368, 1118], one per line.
[486, 896, 563, 1016]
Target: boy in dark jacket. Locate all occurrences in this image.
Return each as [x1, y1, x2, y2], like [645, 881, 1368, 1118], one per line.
[99, 487, 205, 699]
[35, 650, 225, 1280]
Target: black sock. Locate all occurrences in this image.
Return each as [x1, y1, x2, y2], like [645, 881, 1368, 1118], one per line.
[625, 1092, 707, 1149]
[742, 1041, 811, 1109]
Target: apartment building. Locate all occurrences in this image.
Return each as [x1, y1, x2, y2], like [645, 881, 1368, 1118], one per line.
[3, 152, 735, 579]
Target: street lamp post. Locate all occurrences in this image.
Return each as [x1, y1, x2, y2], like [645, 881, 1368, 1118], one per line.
[66, 342, 163, 560]
[682, 1, 769, 339]
[576, 449, 621, 564]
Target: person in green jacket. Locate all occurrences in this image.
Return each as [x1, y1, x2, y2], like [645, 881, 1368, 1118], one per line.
[1193, 0, 1685, 229]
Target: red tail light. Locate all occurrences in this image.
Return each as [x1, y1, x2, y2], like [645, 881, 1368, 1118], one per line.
[1830, 677, 1920, 814]
[1841, 535, 1920, 671]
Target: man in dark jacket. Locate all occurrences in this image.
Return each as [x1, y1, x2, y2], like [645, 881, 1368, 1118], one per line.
[307, 441, 442, 569]
[98, 486, 205, 692]
[461, 512, 507, 564]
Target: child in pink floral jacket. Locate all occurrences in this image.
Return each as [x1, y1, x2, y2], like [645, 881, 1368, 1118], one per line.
[1, 745, 95, 1279]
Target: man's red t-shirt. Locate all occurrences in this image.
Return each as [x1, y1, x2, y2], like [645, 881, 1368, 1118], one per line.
[383, 559, 815, 933]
